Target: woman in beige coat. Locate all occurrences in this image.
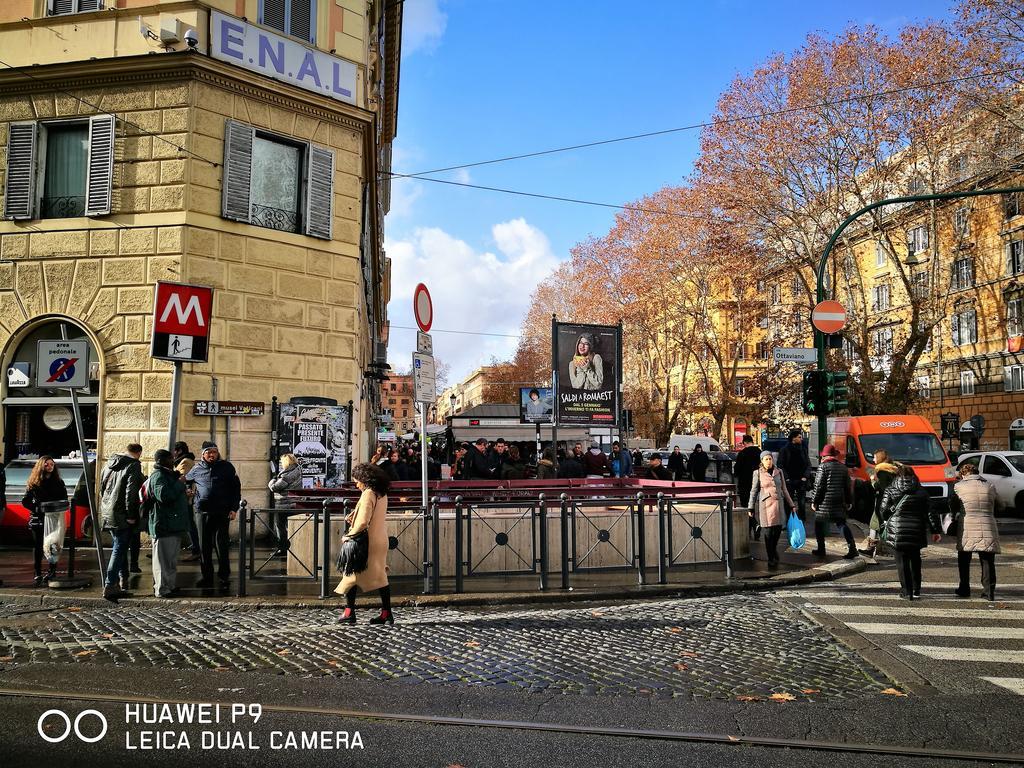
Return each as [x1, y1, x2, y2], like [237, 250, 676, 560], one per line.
[949, 462, 1000, 600]
[335, 462, 393, 624]
[748, 451, 796, 567]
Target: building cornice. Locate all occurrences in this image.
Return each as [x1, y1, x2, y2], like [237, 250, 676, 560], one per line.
[0, 51, 373, 132]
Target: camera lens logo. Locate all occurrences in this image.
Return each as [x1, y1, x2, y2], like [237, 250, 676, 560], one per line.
[37, 709, 107, 743]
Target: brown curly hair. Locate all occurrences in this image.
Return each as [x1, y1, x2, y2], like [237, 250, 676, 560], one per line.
[351, 462, 390, 495]
[27, 455, 59, 490]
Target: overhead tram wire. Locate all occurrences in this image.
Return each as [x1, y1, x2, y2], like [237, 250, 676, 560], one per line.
[389, 325, 519, 339]
[394, 64, 1024, 179]
[382, 175, 732, 221]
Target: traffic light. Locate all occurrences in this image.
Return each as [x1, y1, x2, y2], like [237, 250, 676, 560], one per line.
[825, 371, 849, 414]
[802, 371, 824, 415]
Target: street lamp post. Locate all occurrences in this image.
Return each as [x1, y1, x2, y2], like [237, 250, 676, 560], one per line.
[813, 185, 1024, 454]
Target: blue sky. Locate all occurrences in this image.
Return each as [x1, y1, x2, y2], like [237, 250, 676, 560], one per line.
[385, 0, 953, 385]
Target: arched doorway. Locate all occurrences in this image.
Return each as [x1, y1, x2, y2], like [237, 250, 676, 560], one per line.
[2, 318, 101, 462]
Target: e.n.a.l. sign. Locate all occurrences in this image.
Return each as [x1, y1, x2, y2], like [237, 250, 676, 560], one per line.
[211, 11, 357, 106]
[151, 281, 214, 363]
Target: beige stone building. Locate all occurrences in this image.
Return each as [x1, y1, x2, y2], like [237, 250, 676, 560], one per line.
[0, 0, 400, 496]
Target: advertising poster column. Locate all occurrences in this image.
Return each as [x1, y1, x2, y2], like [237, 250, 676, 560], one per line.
[553, 322, 621, 428]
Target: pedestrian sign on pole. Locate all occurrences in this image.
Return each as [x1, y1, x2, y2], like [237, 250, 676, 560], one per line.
[811, 300, 847, 334]
[417, 331, 433, 355]
[412, 352, 436, 404]
[37, 340, 89, 389]
[151, 281, 215, 363]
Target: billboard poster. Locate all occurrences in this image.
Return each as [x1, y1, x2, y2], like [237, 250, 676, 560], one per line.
[276, 403, 349, 488]
[553, 322, 619, 425]
[519, 387, 554, 424]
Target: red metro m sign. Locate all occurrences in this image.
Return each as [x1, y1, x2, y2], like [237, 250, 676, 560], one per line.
[151, 281, 214, 363]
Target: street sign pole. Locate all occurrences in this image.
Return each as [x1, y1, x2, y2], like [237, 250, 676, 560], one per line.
[59, 323, 105, 583]
[420, 402, 429, 510]
[167, 361, 182, 451]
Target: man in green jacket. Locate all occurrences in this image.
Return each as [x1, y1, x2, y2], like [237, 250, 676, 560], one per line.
[147, 449, 190, 598]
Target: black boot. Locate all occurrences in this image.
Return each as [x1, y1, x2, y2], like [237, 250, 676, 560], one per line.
[369, 586, 394, 625]
[44, 564, 57, 582]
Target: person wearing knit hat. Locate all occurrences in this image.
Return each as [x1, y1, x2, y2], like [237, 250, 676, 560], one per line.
[810, 443, 858, 559]
[748, 451, 795, 567]
[146, 449, 190, 598]
[185, 440, 241, 589]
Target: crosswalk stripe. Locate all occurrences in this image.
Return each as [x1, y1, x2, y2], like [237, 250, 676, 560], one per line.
[847, 623, 1024, 639]
[788, 582, 1024, 591]
[809, 604, 1024, 620]
[900, 645, 1024, 663]
[981, 677, 1024, 695]
[789, 592, 1024, 603]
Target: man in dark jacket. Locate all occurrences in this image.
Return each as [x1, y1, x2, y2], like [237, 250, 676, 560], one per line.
[99, 443, 144, 600]
[688, 445, 710, 482]
[582, 441, 610, 477]
[810, 444, 857, 559]
[644, 453, 674, 481]
[489, 438, 508, 477]
[468, 438, 494, 480]
[147, 449, 190, 598]
[778, 429, 810, 518]
[734, 435, 762, 538]
[186, 441, 241, 588]
[610, 441, 633, 477]
[667, 446, 686, 481]
[557, 450, 586, 479]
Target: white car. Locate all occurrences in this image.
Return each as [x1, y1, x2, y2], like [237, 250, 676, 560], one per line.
[956, 451, 1024, 516]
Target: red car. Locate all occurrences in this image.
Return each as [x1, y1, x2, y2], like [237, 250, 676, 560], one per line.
[1, 459, 92, 544]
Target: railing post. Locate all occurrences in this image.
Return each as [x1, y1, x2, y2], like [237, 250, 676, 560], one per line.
[312, 497, 320, 584]
[724, 494, 734, 580]
[421, 499, 430, 595]
[248, 499, 256, 578]
[319, 499, 331, 600]
[635, 492, 646, 585]
[430, 497, 441, 595]
[67, 503, 77, 579]
[657, 492, 667, 584]
[559, 493, 570, 590]
[538, 494, 548, 591]
[454, 495, 464, 594]
[237, 500, 247, 597]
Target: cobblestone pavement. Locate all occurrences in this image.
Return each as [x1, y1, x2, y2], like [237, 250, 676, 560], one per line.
[0, 594, 892, 700]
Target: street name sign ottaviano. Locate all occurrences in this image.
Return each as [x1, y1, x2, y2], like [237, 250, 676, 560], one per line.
[211, 11, 357, 106]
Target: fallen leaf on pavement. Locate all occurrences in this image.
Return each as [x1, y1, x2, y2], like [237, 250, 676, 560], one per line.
[276, 649, 291, 655]
[74, 650, 98, 657]
[464, 641, 480, 648]
[728, 735, 740, 741]
[674, 663, 689, 671]
[0, 656, 14, 662]
[667, 627, 682, 633]
[736, 695, 761, 701]
[100, 633, 114, 639]
[801, 689, 820, 694]
[66, 607, 82, 612]
[679, 651, 699, 658]
[427, 655, 444, 662]
[326, 660, 339, 667]
[769, 693, 796, 702]
[214, 666, 230, 672]
[881, 688, 907, 697]
[591, 612, 605, 617]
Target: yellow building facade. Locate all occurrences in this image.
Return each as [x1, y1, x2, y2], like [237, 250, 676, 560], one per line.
[0, 0, 400, 494]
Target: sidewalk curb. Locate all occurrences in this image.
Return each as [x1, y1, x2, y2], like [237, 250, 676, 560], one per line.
[0, 558, 867, 611]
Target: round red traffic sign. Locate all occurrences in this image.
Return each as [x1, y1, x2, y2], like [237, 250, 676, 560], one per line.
[811, 300, 846, 334]
[413, 283, 433, 333]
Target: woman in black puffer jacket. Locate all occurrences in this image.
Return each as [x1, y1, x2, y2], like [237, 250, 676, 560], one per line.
[878, 464, 941, 600]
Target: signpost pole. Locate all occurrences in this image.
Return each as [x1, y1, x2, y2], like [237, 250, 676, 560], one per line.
[551, 314, 558, 471]
[420, 401, 428, 511]
[59, 323, 105, 579]
[167, 361, 182, 451]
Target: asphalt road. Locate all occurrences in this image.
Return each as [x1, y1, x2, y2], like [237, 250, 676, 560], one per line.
[0, 528, 1021, 767]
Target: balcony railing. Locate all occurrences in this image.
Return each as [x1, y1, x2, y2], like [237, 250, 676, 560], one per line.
[40, 196, 85, 218]
[252, 203, 299, 233]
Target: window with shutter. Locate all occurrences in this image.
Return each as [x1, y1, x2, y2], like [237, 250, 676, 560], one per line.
[259, 0, 315, 43]
[222, 120, 254, 224]
[48, 0, 102, 15]
[304, 145, 334, 240]
[1008, 240, 1024, 276]
[3, 123, 38, 220]
[85, 114, 114, 216]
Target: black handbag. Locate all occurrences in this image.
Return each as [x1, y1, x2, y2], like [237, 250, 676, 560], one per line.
[336, 530, 369, 575]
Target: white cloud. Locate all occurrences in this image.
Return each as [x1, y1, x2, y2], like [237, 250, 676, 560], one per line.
[385, 177, 423, 219]
[401, 0, 447, 57]
[453, 168, 472, 185]
[385, 218, 560, 382]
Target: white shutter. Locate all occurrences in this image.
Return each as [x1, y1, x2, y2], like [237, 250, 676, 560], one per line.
[85, 114, 114, 216]
[304, 144, 334, 240]
[78, 0, 103, 11]
[951, 313, 960, 345]
[222, 120, 254, 223]
[3, 122, 38, 220]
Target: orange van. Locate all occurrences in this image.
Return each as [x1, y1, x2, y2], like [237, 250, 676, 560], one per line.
[810, 415, 957, 522]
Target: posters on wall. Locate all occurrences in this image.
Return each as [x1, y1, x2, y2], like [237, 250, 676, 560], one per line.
[553, 322, 620, 426]
[276, 403, 349, 488]
[519, 387, 554, 424]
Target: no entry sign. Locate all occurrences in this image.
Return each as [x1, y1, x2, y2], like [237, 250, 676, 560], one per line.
[151, 281, 214, 363]
[811, 300, 847, 334]
[413, 283, 433, 333]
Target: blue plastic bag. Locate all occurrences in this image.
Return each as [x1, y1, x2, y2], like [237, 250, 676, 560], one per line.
[787, 513, 806, 550]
